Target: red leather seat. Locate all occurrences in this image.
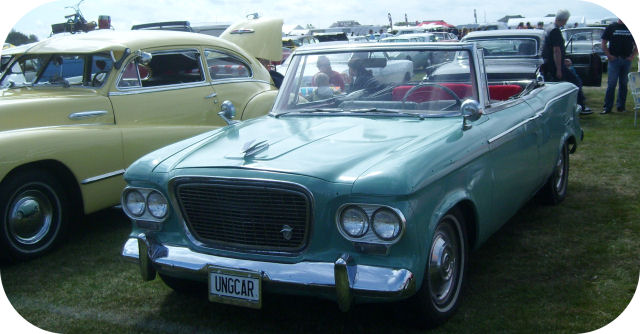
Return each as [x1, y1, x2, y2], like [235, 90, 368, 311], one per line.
[488, 85, 522, 101]
[392, 83, 523, 102]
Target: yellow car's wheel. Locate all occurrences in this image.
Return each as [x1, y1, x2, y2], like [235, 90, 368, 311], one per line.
[0, 169, 69, 260]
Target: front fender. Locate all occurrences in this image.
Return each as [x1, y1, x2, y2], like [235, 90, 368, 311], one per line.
[0, 126, 124, 213]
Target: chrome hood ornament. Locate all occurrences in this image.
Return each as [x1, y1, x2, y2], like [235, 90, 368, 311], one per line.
[242, 139, 269, 158]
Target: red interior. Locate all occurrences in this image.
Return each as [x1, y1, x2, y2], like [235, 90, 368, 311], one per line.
[392, 84, 523, 102]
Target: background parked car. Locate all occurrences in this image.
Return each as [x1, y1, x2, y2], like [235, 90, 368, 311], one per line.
[380, 33, 436, 70]
[432, 29, 602, 86]
[0, 18, 283, 260]
[563, 27, 607, 72]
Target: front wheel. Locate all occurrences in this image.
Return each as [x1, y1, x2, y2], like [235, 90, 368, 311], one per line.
[411, 209, 467, 327]
[0, 169, 69, 260]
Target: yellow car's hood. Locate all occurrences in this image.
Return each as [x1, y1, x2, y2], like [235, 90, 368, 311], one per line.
[220, 17, 283, 62]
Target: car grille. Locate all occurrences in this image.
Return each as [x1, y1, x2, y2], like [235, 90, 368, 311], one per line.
[174, 178, 311, 253]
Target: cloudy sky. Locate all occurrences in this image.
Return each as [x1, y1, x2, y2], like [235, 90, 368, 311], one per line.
[1, 0, 638, 43]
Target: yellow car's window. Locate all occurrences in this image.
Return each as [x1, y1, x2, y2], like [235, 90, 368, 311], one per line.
[205, 50, 252, 80]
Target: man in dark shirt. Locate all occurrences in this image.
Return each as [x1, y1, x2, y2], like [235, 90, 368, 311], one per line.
[600, 19, 638, 114]
[542, 9, 591, 114]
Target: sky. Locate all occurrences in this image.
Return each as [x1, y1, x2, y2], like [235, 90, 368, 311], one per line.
[1, 0, 640, 333]
[1, 0, 638, 43]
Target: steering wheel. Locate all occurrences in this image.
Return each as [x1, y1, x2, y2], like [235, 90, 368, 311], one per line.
[401, 83, 461, 111]
[91, 71, 108, 87]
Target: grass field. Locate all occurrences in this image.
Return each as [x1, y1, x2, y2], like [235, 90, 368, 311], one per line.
[1, 70, 639, 333]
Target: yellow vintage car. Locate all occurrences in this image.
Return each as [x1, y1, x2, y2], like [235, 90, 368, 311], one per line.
[0, 18, 283, 260]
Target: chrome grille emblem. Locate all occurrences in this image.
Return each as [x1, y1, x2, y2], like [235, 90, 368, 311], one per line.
[280, 225, 293, 240]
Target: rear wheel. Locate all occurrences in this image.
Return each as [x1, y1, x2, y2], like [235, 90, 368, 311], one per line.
[538, 142, 569, 205]
[0, 169, 69, 260]
[411, 209, 467, 327]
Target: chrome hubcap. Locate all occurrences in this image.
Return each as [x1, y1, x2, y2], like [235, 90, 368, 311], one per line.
[7, 189, 53, 245]
[429, 222, 460, 308]
[554, 149, 566, 192]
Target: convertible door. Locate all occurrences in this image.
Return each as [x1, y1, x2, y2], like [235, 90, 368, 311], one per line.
[481, 100, 542, 228]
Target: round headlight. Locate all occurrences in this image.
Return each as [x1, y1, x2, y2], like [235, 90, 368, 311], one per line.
[124, 190, 145, 217]
[147, 191, 168, 219]
[372, 208, 402, 241]
[340, 206, 369, 238]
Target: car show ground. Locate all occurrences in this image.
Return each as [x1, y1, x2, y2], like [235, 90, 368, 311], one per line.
[1, 70, 639, 333]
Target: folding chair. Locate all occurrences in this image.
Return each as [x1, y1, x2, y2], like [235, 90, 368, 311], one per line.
[629, 72, 640, 127]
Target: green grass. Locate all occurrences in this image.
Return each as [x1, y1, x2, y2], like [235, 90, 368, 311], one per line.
[2, 71, 639, 333]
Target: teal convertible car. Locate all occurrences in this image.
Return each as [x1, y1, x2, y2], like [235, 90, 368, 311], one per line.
[121, 41, 583, 326]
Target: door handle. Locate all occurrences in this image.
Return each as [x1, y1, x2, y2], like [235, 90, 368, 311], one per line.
[68, 110, 108, 120]
[205, 92, 218, 99]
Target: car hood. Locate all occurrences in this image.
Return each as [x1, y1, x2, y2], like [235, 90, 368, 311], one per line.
[148, 115, 464, 190]
[220, 17, 283, 62]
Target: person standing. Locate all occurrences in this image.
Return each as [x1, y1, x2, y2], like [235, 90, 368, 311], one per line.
[542, 9, 592, 114]
[600, 19, 638, 114]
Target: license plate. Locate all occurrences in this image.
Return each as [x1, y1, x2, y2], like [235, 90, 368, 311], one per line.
[208, 266, 261, 309]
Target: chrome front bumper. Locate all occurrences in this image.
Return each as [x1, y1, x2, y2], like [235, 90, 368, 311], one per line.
[122, 234, 416, 311]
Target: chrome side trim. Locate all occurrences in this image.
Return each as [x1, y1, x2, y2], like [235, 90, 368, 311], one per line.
[68, 110, 109, 120]
[210, 78, 271, 85]
[109, 82, 211, 96]
[0, 123, 113, 135]
[488, 87, 578, 144]
[121, 236, 416, 303]
[81, 169, 125, 185]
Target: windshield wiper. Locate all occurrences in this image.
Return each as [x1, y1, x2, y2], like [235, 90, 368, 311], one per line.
[353, 108, 426, 119]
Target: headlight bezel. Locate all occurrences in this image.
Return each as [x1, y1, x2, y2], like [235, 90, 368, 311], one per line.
[336, 203, 406, 245]
[122, 187, 170, 222]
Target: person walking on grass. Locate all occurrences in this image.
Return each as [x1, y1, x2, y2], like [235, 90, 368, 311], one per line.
[600, 19, 638, 114]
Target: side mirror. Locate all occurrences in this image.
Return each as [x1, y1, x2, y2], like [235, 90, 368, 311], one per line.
[218, 100, 238, 125]
[461, 99, 482, 130]
[536, 72, 545, 86]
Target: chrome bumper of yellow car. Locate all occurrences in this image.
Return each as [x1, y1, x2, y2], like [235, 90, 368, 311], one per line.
[122, 234, 415, 311]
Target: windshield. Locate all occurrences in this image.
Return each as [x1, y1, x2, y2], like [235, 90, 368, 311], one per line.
[1, 53, 114, 89]
[458, 38, 538, 58]
[273, 47, 476, 117]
